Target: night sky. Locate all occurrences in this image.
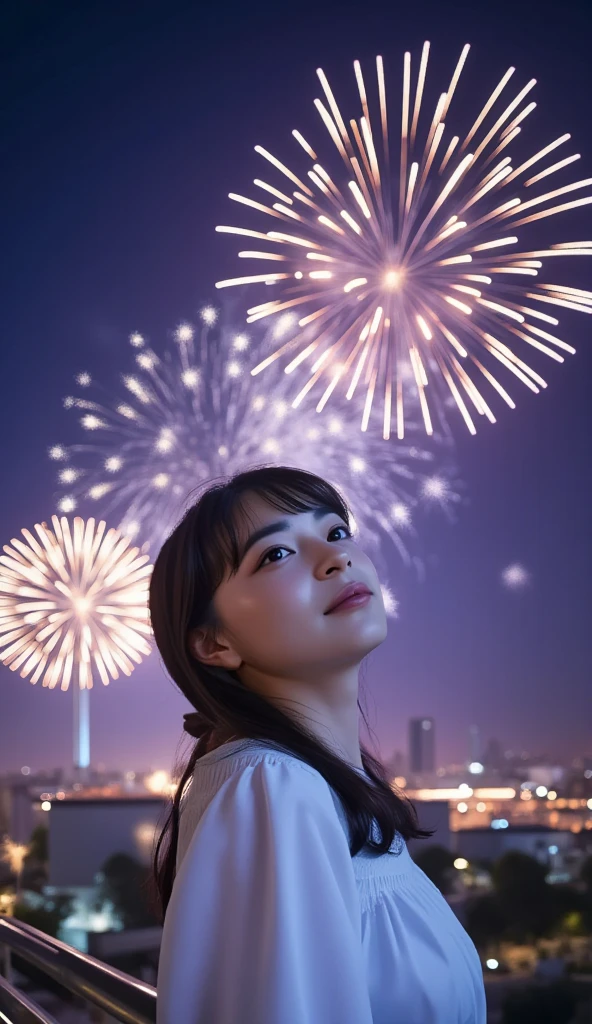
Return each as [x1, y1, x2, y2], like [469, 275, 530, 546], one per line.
[2, 1, 591, 774]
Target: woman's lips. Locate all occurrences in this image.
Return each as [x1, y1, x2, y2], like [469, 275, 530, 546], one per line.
[326, 592, 372, 613]
[324, 581, 373, 613]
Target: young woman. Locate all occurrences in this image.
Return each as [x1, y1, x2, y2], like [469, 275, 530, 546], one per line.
[151, 466, 487, 1023]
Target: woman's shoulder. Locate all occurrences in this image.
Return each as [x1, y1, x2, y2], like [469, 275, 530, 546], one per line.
[187, 738, 370, 832]
[190, 738, 322, 790]
[181, 738, 326, 818]
[177, 739, 345, 868]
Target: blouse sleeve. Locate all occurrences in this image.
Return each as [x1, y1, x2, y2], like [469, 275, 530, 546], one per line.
[156, 757, 374, 1024]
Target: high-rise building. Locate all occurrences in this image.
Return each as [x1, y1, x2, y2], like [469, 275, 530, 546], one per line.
[484, 737, 503, 772]
[468, 724, 482, 766]
[408, 717, 435, 774]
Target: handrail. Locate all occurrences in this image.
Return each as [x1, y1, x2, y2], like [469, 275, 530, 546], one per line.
[0, 972, 60, 1024]
[0, 916, 156, 1024]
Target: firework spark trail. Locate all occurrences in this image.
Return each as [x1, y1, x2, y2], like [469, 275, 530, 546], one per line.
[0, 517, 152, 691]
[49, 306, 459, 577]
[215, 43, 592, 438]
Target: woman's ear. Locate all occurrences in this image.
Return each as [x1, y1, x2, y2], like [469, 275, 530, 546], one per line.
[187, 627, 242, 670]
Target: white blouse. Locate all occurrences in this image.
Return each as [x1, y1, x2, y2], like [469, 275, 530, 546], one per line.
[157, 740, 487, 1023]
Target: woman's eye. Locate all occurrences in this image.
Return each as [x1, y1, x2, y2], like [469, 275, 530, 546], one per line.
[330, 525, 352, 540]
[257, 524, 352, 569]
[258, 546, 291, 568]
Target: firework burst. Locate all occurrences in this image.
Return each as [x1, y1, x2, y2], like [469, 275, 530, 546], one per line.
[0, 516, 152, 691]
[49, 305, 459, 575]
[216, 42, 591, 438]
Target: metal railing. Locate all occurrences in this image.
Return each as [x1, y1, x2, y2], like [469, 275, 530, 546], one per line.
[0, 971, 59, 1023]
[0, 916, 156, 1023]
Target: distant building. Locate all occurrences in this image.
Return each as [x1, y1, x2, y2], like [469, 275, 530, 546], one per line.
[49, 795, 167, 888]
[453, 824, 576, 880]
[483, 738, 503, 772]
[384, 749, 405, 778]
[0, 771, 64, 842]
[468, 725, 482, 767]
[45, 794, 168, 952]
[406, 798, 452, 855]
[0, 783, 34, 843]
[526, 764, 566, 790]
[409, 717, 435, 774]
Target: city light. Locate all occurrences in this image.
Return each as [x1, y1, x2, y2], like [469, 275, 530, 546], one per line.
[144, 770, 176, 797]
[410, 786, 515, 801]
[454, 858, 469, 870]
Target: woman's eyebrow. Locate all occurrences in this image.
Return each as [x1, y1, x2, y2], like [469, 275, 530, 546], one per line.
[239, 505, 337, 562]
[240, 519, 289, 561]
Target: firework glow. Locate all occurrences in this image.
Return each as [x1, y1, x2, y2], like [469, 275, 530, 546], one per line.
[0, 516, 152, 691]
[49, 306, 459, 578]
[1, 838, 29, 875]
[216, 43, 591, 438]
[501, 563, 530, 589]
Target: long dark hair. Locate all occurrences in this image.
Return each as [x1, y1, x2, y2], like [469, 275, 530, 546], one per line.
[149, 465, 433, 917]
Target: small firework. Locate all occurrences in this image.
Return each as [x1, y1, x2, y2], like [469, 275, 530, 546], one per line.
[50, 305, 459, 571]
[501, 563, 530, 589]
[0, 516, 152, 690]
[380, 582, 399, 618]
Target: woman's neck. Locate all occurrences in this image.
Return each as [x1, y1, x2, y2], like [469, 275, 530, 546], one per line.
[205, 729, 241, 754]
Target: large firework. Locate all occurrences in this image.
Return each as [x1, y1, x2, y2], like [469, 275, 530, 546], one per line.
[49, 306, 459, 570]
[215, 42, 591, 437]
[0, 516, 152, 691]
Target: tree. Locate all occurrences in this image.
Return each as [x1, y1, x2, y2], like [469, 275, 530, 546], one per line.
[98, 852, 158, 930]
[26, 825, 48, 865]
[580, 854, 592, 892]
[465, 893, 507, 954]
[13, 894, 72, 939]
[549, 886, 590, 939]
[501, 981, 577, 1024]
[23, 825, 49, 893]
[492, 851, 558, 943]
[412, 844, 457, 895]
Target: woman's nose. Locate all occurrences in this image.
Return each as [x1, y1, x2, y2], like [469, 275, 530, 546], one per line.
[321, 550, 352, 575]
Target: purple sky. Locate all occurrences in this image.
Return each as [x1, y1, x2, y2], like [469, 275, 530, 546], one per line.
[1, 0, 591, 773]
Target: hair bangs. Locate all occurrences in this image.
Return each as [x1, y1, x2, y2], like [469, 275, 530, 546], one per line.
[200, 466, 351, 589]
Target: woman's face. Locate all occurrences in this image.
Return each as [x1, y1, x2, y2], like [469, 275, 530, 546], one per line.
[198, 492, 387, 680]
